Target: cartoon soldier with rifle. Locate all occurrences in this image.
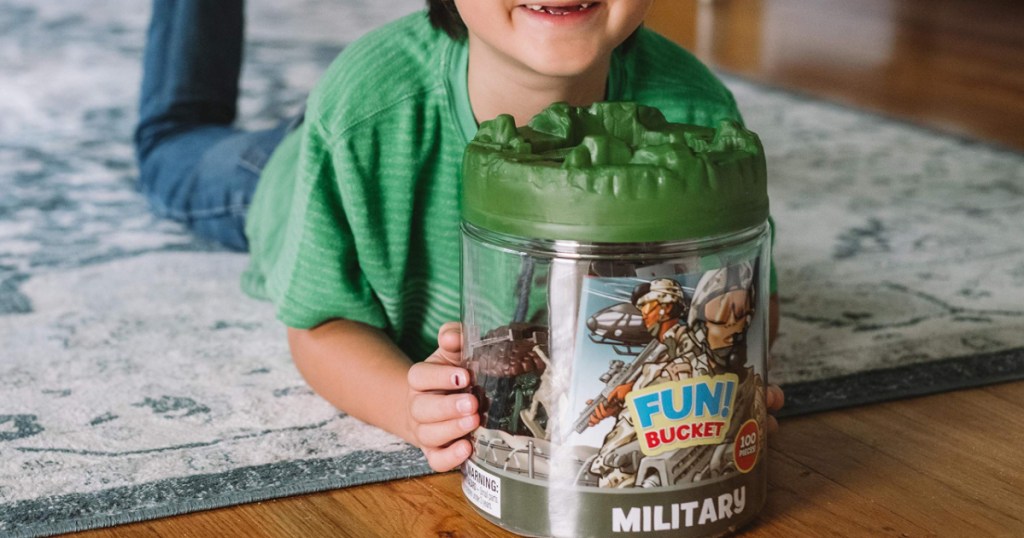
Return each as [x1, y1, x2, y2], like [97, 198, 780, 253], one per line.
[581, 264, 761, 488]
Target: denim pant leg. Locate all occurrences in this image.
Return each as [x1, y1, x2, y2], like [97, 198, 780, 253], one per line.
[138, 122, 291, 251]
[136, 0, 243, 153]
[135, 0, 287, 251]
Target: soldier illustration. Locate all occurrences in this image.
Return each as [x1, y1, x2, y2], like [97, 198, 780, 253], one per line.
[684, 261, 757, 378]
[685, 262, 767, 480]
[582, 262, 761, 488]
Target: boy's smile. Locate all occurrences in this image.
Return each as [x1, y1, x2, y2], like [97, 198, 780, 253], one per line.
[520, 2, 598, 18]
[458, 0, 653, 79]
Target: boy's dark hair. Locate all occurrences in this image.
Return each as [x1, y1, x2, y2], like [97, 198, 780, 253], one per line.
[426, 0, 641, 48]
[428, 0, 467, 40]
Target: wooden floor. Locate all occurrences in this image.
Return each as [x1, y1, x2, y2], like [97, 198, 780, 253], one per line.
[647, 0, 1024, 151]
[73, 383, 1024, 537]
[70, 1, 1024, 537]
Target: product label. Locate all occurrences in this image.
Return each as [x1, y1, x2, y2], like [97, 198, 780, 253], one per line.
[627, 374, 739, 456]
[611, 486, 747, 533]
[733, 419, 761, 473]
[463, 257, 768, 536]
[462, 459, 501, 518]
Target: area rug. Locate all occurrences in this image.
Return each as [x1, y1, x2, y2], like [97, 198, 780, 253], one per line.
[733, 82, 1024, 416]
[1, 0, 1022, 536]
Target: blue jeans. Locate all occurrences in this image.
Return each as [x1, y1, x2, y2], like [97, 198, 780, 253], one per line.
[134, 0, 299, 251]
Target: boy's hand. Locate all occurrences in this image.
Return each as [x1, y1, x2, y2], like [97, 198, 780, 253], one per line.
[406, 322, 479, 472]
[766, 383, 784, 434]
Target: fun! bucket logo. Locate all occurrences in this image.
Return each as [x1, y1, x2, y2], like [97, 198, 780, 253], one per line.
[626, 374, 739, 456]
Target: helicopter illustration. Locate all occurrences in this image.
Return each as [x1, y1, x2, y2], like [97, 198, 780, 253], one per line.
[585, 301, 654, 354]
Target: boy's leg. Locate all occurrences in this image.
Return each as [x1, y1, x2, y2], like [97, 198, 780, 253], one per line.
[134, 0, 291, 251]
[135, 0, 243, 154]
[141, 122, 289, 250]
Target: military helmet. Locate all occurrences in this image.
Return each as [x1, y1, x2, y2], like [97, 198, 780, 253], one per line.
[632, 278, 686, 308]
[688, 262, 754, 326]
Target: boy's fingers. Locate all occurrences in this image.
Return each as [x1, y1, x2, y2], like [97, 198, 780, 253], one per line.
[427, 322, 463, 365]
[410, 392, 477, 423]
[408, 362, 469, 392]
[766, 385, 785, 412]
[422, 438, 473, 472]
[414, 414, 479, 449]
[437, 322, 463, 351]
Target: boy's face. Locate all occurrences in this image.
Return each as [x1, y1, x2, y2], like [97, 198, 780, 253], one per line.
[455, 1, 654, 78]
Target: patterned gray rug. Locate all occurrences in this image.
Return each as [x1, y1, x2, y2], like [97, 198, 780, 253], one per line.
[1, 0, 1022, 536]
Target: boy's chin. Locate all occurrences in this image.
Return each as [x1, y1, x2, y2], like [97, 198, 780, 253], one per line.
[520, 50, 608, 79]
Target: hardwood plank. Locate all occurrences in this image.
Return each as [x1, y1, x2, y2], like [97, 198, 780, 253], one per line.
[758, 447, 932, 536]
[322, 475, 510, 538]
[66, 384, 1024, 536]
[770, 401, 1024, 536]
[645, 0, 1024, 150]
[983, 380, 1024, 407]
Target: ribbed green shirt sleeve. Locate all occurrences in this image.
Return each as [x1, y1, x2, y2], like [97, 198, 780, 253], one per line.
[243, 12, 469, 359]
[262, 118, 388, 330]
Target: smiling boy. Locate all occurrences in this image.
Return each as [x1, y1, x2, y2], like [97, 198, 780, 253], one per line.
[232, 0, 781, 472]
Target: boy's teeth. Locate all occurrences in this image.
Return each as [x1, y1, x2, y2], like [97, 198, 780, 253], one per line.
[526, 3, 594, 15]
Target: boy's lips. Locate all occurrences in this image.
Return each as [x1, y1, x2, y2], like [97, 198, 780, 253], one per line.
[519, 2, 599, 16]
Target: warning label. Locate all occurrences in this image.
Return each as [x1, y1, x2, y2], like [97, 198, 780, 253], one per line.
[463, 459, 501, 518]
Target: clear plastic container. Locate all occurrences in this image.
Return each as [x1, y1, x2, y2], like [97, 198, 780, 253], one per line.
[460, 103, 771, 537]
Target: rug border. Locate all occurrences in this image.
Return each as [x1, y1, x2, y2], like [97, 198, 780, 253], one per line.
[777, 346, 1024, 417]
[0, 449, 434, 538]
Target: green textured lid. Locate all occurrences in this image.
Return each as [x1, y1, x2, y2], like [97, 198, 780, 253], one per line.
[462, 102, 768, 243]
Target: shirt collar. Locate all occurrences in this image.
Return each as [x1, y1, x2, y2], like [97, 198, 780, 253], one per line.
[444, 37, 478, 145]
[607, 42, 626, 101]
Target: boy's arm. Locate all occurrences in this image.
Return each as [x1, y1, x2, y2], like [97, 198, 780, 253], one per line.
[287, 320, 413, 439]
[287, 319, 479, 471]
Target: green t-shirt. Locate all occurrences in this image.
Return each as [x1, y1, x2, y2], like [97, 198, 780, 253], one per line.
[242, 12, 749, 360]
